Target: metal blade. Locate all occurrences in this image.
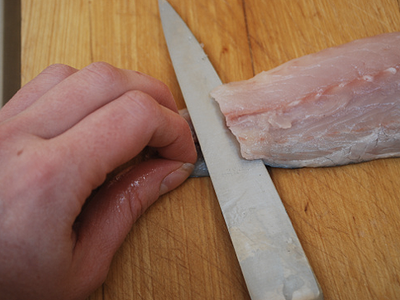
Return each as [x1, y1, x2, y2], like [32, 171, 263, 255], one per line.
[159, 1, 323, 299]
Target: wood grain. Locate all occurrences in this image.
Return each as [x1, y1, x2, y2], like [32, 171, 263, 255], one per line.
[20, 0, 400, 299]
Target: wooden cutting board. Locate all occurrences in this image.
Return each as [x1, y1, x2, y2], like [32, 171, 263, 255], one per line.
[21, 0, 400, 299]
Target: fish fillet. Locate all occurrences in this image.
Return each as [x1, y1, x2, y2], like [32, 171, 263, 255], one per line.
[211, 32, 400, 168]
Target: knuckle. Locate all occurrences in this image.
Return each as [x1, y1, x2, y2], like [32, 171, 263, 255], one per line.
[0, 122, 28, 155]
[122, 90, 159, 117]
[126, 187, 146, 221]
[156, 80, 171, 96]
[153, 81, 177, 111]
[0, 141, 58, 203]
[84, 62, 125, 86]
[22, 147, 58, 187]
[41, 63, 77, 79]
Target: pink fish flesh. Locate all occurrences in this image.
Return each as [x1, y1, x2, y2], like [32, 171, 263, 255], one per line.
[210, 32, 400, 168]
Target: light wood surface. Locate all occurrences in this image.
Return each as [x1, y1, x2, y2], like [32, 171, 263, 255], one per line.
[21, 1, 400, 299]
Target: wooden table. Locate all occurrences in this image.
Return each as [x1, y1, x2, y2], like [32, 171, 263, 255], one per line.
[21, 1, 400, 299]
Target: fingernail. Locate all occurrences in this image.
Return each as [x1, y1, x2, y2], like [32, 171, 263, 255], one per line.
[159, 163, 195, 196]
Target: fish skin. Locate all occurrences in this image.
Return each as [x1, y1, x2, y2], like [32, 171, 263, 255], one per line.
[179, 109, 209, 177]
[211, 32, 400, 168]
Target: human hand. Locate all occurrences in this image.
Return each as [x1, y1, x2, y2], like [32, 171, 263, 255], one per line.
[0, 62, 197, 300]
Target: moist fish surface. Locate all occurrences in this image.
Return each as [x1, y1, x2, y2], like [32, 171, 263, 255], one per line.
[211, 32, 400, 168]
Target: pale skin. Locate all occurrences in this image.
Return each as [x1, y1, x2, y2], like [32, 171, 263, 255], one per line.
[0, 62, 197, 300]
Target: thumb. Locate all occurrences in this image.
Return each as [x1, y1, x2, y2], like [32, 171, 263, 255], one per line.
[70, 159, 194, 290]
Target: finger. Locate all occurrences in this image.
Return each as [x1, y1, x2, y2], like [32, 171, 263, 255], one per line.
[11, 62, 178, 139]
[51, 89, 196, 205]
[70, 159, 194, 291]
[0, 64, 78, 123]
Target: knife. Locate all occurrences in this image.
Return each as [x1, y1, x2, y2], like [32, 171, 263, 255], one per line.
[158, 1, 323, 299]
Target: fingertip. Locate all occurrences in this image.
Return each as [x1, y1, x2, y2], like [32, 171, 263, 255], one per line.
[159, 162, 195, 196]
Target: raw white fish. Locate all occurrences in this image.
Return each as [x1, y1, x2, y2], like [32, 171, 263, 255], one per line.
[211, 32, 400, 168]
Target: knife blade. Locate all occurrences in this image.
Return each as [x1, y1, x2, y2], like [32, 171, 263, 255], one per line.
[158, 1, 323, 299]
